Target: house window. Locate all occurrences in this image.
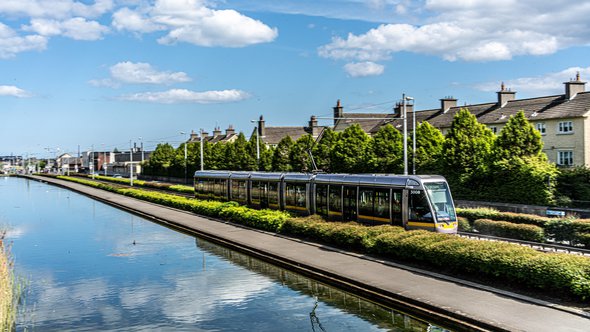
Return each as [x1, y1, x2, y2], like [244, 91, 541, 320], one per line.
[536, 123, 546, 135]
[557, 151, 574, 166]
[558, 121, 573, 134]
[489, 126, 497, 134]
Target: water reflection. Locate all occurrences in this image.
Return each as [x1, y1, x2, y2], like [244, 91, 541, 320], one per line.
[195, 239, 449, 332]
[2, 177, 450, 331]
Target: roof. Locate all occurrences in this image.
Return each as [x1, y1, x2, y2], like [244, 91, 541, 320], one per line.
[258, 126, 326, 145]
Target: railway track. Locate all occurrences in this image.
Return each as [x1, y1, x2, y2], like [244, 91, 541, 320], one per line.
[458, 232, 590, 257]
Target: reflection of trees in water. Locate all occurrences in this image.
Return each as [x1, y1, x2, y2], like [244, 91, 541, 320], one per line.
[195, 238, 449, 332]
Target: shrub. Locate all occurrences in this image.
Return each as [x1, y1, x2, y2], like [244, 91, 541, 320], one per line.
[575, 233, 590, 248]
[457, 217, 471, 232]
[456, 207, 499, 222]
[545, 218, 576, 244]
[473, 219, 545, 242]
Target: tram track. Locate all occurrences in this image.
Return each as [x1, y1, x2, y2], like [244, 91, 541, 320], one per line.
[458, 231, 590, 256]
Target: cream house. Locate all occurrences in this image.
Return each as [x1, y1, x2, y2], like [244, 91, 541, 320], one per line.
[333, 73, 590, 167]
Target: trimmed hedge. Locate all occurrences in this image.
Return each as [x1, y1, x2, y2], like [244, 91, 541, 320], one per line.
[473, 219, 545, 242]
[52, 175, 590, 300]
[457, 207, 550, 227]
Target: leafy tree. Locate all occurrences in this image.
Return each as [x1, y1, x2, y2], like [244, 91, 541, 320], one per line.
[493, 110, 543, 160]
[442, 108, 495, 186]
[313, 128, 339, 173]
[368, 124, 403, 173]
[259, 145, 274, 171]
[290, 134, 316, 172]
[331, 124, 371, 173]
[143, 143, 175, 176]
[415, 122, 444, 174]
[233, 133, 256, 170]
[208, 141, 227, 170]
[272, 136, 294, 171]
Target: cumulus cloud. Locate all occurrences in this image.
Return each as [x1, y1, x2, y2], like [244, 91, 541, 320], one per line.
[24, 17, 109, 40]
[319, 0, 590, 72]
[0, 85, 33, 97]
[0, 23, 47, 58]
[0, 0, 113, 19]
[119, 88, 250, 104]
[90, 61, 191, 87]
[113, 0, 278, 47]
[344, 61, 384, 77]
[476, 66, 590, 95]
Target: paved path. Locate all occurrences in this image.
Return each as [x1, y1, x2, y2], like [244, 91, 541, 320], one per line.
[26, 175, 590, 331]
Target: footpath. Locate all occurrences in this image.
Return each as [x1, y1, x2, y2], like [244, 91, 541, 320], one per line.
[25, 175, 590, 332]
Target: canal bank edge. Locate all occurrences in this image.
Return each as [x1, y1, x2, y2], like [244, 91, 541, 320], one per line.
[20, 175, 590, 332]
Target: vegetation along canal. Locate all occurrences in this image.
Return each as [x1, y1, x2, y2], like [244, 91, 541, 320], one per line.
[0, 177, 451, 331]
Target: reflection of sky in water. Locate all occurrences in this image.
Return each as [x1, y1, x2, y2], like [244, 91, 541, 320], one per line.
[0, 177, 439, 331]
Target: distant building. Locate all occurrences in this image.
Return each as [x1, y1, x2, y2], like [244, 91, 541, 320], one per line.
[188, 126, 239, 144]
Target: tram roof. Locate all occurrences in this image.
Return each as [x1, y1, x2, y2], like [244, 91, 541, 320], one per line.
[314, 173, 443, 187]
[194, 170, 231, 179]
[283, 173, 315, 182]
[248, 172, 284, 181]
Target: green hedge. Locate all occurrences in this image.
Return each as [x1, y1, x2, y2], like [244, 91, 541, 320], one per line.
[473, 219, 545, 242]
[52, 175, 590, 300]
[457, 207, 550, 227]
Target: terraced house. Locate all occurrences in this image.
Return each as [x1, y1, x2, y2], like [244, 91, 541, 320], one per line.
[334, 73, 590, 167]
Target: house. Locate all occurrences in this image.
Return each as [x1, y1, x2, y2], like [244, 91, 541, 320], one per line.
[251, 115, 326, 147]
[335, 73, 590, 167]
[188, 126, 239, 144]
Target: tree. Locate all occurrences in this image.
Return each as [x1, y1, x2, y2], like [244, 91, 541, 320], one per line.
[368, 124, 403, 173]
[313, 128, 339, 173]
[290, 134, 316, 172]
[442, 108, 495, 180]
[272, 136, 294, 171]
[234, 133, 256, 170]
[331, 124, 371, 173]
[415, 122, 444, 174]
[143, 143, 175, 176]
[493, 110, 543, 160]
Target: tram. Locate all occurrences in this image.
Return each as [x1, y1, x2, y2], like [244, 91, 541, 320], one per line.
[194, 171, 457, 233]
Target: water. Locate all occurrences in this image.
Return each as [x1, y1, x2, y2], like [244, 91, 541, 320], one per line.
[0, 177, 450, 331]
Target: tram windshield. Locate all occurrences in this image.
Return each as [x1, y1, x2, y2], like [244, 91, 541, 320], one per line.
[424, 182, 456, 222]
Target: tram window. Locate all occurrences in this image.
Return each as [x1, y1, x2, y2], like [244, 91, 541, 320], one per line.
[358, 188, 374, 217]
[409, 190, 433, 222]
[268, 182, 279, 206]
[251, 181, 261, 204]
[286, 184, 296, 207]
[315, 185, 328, 216]
[329, 185, 341, 215]
[392, 190, 402, 224]
[296, 184, 306, 207]
[374, 189, 390, 218]
[424, 182, 456, 221]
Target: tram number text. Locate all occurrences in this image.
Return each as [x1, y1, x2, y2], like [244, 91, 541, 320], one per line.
[410, 190, 421, 195]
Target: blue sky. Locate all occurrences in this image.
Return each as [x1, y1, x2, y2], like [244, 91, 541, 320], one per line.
[1, 0, 590, 158]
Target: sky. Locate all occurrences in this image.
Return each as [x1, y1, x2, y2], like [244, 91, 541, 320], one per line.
[2, 0, 590, 158]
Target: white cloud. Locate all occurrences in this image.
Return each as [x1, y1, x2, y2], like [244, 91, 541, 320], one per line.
[90, 61, 192, 87]
[344, 61, 384, 77]
[0, 23, 47, 58]
[319, 0, 590, 71]
[113, 0, 278, 47]
[0, 0, 113, 20]
[476, 66, 590, 95]
[24, 17, 109, 40]
[0, 85, 32, 97]
[119, 88, 250, 104]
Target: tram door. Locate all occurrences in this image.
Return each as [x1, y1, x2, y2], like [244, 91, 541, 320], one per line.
[343, 186, 357, 221]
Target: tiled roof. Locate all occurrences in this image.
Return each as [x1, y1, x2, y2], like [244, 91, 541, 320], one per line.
[261, 126, 325, 145]
[334, 113, 392, 133]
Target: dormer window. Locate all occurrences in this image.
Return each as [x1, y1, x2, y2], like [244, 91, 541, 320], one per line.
[536, 123, 546, 135]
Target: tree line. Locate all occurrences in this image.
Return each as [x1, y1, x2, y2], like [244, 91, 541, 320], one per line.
[143, 109, 571, 206]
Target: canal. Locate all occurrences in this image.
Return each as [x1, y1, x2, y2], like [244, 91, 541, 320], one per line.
[0, 177, 450, 331]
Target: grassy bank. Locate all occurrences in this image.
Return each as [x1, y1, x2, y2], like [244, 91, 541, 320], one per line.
[0, 231, 15, 331]
[52, 175, 590, 301]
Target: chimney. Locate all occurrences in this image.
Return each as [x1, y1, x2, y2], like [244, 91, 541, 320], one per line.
[225, 125, 235, 136]
[392, 102, 413, 118]
[213, 126, 222, 137]
[258, 115, 266, 137]
[440, 97, 457, 113]
[333, 99, 343, 126]
[308, 115, 320, 137]
[497, 82, 516, 107]
[190, 130, 199, 142]
[564, 71, 586, 100]
[201, 131, 209, 138]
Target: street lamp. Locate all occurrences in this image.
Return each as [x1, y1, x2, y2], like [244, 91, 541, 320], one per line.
[102, 143, 107, 176]
[250, 120, 260, 163]
[402, 94, 413, 176]
[200, 129, 204, 171]
[180, 132, 188, 184]
[129, 140, 134, 186]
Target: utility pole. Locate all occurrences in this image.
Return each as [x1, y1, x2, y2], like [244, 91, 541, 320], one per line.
[129, 140, 134, 186]
[200, 129, 204, 171]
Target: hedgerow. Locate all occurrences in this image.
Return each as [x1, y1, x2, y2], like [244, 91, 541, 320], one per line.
[52, 175, 590, 300]
[473, 219, 545, 242]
